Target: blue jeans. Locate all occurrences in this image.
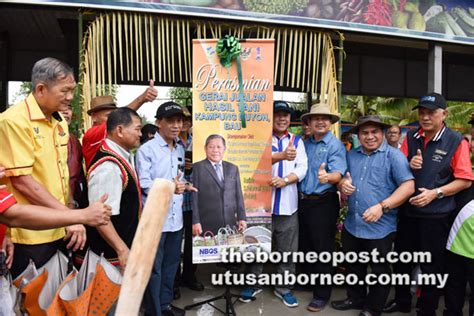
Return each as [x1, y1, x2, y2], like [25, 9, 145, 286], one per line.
[145, 229, 183, 316]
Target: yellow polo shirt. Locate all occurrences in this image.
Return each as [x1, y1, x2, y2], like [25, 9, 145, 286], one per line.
[0, 94, 69, 244]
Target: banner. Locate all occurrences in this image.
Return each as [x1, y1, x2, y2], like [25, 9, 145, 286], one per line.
[10, 0, 474, 46]
[191, 39, 274, 263]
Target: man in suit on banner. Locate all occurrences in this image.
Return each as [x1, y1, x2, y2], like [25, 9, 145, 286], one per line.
[192, 134, 246, 236]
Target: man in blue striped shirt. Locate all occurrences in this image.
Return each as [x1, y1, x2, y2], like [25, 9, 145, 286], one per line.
[240, 100, 307, 307]
[332, 115, 414, 316]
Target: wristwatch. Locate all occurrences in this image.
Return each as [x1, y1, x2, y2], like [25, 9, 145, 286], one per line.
[284, 177, 289, 185]
[436, 188, 445, 199]
[379, 201, 390, 214]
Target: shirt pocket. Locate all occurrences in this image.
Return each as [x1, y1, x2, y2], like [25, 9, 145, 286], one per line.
[316, 147, 328, 163]
[367, 166, 389, 190]
[33, 134, 46, 152]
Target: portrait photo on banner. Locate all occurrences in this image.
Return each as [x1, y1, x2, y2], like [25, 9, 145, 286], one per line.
[191, 39, 275, 264]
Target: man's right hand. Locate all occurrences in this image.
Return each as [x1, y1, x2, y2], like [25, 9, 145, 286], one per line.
[82, 193, 112, 227]
[284, 140, 297, 161]
[192, 223, 202, 236]
[141, 80, 158, 103]
[339, 172, 356, 196]
[410, 149, 423, 170]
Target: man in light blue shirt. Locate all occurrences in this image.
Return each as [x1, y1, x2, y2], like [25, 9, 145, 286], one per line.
[137, 102, 194, 316]
[332, 115, 414, 316]
[298, 103, 347, 312]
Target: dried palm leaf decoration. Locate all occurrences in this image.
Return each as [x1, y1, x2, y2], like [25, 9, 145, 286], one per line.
[80, 13, 339, 132]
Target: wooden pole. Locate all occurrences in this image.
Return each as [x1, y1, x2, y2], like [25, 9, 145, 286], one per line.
[115, 179, 175, 315]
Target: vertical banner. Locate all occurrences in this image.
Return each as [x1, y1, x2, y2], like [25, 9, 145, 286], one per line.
[192, 39, 274, 263]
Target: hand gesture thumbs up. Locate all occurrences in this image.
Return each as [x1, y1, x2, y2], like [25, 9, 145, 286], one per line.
[340, 171, 356, 196]
[318, 163, 329, 184]
[410, 149, 423, 170]
[99, 193, 109, 203]
[173, 171, 185, 195]
[284, 139, 297, 161]
[142, 79, 158, 103]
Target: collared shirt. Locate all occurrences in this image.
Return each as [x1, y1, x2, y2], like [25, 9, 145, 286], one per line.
[344, 141, 414, 239]
[0, 189, 17, 246]
[299, 132, 347, 195]
[88, 139, 136, 216]
[0, 94, 69, 244]
[272, 132, 308, 215]
[136, 132, 185, 232]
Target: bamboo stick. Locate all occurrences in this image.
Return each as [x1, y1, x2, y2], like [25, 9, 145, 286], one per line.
[135, 14, 140, 81]
[118, 12, 123, 81]
[106, 14, 112, 93]
[150, 15, 155, 81]
[115, 179, 175, 316]
[125, 12, 130, 81]
[138, 14, 144, 82]
[100, 14, 105, 95]
[177, 19, 182, 83]
[170, 19, 175, 83]
[145, 14, 150, 81]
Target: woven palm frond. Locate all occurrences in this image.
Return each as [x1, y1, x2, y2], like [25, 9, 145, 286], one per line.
[80, 13, 339, 132]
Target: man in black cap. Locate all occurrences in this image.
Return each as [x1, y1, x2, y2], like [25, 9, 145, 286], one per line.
[137, 101, 196, 316]
[332, 115, 414, 316]
[384, 93, 473, 315]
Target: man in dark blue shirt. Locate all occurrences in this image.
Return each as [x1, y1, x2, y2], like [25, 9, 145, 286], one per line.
[331, 116, 415, 316]
[385, 93, 473, 316]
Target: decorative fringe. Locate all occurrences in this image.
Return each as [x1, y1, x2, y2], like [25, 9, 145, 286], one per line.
[80, 13, 339, 131]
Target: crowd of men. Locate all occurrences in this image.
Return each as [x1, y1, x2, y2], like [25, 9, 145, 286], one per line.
[0, 57, 473, 316]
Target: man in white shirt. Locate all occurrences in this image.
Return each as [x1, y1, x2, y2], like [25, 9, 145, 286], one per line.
[86, 108, 142, 272]
[240, 101, 308, 307]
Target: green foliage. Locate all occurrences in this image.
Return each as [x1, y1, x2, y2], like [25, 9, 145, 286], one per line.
[168, 87, 192, 107]
[340, 95, 417, 124]
[340, 95, 474, 132]
[444, 101, 474, 133]
[139, 114, 151, 126]
[97, 84, 120, 102]
[9, 82, 32, 106]
[69, 89, 82, 137]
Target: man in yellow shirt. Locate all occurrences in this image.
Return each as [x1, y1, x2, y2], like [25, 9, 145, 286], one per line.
[0, 57, 85, 277]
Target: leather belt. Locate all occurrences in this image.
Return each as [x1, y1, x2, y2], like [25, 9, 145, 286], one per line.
[299, 191, 334, 200]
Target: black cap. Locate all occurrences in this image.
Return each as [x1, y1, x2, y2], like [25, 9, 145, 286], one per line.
[155, 101, 185, 119]
[468, 113, 474, 125]
[412, 93, 447, 111]
[273, 100, 293, 114]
